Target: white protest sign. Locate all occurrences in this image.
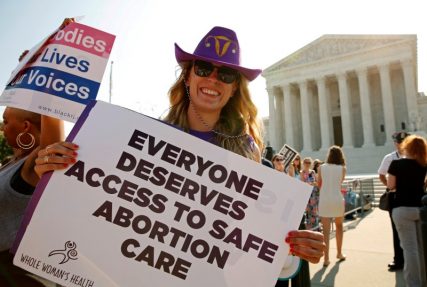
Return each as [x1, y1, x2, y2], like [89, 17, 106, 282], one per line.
[0, 21, 115, 122]
[14, 100, 311, 287]
[278, 144, 298, 172]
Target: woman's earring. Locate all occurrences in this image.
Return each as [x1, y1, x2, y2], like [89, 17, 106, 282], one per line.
[16, 132, 35, 150]
[185, 84, 190, 98]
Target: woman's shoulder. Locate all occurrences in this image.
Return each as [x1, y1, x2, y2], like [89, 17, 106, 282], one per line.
[246, 134, 256, 148]
[403, 158, 427, 170]
[0, 157, 27, 175]
[392, 158, 417, 167]
[321, 163, 343, 170]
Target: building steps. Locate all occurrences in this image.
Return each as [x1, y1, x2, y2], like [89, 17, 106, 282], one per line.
[344, 174, 385, 207]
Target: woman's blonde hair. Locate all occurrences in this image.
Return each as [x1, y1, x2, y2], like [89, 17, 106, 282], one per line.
[401, 135, 427, 166]
[164, 62, 263, 161]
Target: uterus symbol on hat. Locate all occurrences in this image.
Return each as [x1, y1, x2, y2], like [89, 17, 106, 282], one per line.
[204, 35, 238, 57]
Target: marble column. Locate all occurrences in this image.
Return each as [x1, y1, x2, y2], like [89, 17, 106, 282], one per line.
[282, 83, 294, 148]
[337, 72, 354, 148]
[401, 59, 419, 130]
[299, 80, 312, 152]
[378, 63, 396, 143]
[267, 87, 277, 150]
[356, 67, 375, 147]
[316, 76, 332, 150]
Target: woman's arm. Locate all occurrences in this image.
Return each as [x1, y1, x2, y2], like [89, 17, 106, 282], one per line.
[317, 166, 322, 188]
[14, 17, 75, 187]
[341, 166, 346, 183]
[288, 165, 295, 177]
[21, 116, 64, 186]
[387, 174, 396, 191]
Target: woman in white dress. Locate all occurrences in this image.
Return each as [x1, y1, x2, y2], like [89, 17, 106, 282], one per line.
[317, 146, 347, 266]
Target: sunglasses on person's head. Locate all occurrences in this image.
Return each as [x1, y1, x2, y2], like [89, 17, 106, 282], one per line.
[193, 60, 240, 84]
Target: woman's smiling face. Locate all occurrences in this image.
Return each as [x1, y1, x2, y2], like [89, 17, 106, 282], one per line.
[186, 62, 237, 115]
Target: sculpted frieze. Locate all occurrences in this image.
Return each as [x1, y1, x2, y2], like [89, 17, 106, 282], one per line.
[271, 37, 409, 71]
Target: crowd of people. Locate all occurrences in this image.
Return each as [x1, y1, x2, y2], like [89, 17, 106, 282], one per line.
[379, 131, 427, 286]
[266, 130, 427, 287]
[267, 146, 348, 269]
[0, 19, 426, 287]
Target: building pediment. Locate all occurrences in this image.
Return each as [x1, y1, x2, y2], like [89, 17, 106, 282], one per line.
[265, 35, 416, 72]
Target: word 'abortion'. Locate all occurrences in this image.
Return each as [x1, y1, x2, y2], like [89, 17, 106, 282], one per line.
[64, 159, 278, 280]
[60, 128, 279, 280]
[90, 200, 278, 280]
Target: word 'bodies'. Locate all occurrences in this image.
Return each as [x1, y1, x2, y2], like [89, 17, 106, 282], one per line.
[0, 21, 115, 122]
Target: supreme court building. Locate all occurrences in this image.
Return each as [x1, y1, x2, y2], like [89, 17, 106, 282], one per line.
[263, 35, 427, 174]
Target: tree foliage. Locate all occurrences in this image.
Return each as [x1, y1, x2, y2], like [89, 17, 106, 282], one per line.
[0, 132, 13, 164]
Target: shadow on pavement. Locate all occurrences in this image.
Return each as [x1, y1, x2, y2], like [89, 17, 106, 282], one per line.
[343, 212, 370, 232]
[328, 209, 374, 240]
[311, 261, 341, 286]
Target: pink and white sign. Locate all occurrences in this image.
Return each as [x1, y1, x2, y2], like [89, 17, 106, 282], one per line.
[0, 21, 115, 122]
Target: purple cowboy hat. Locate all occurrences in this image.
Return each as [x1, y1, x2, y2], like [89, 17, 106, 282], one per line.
[175, 26, 262, 81]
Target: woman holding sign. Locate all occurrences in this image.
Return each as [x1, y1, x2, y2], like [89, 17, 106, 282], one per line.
[0, 110, 63, 287]
[34, 26, 325, 277]
[0, 19, 73, 287]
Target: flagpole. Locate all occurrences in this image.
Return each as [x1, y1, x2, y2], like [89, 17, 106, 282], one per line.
[109, 61, 113, 103]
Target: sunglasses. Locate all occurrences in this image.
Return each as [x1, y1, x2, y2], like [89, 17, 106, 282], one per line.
[193, 60, 239, 84]
[274, 158, 284, 162]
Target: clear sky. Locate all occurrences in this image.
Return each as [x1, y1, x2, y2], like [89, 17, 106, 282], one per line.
[1, 0, 425, 128]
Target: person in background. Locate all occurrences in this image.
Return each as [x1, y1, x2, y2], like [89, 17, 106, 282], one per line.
[1, 24, 69, 284]
[262, 157, 274, 168]
[312, 159, 323, 175]
[34, 26, 326, 272]
[378, 131, 409, 271]
[300, 157, 320, 231]
[387, 135, 427, 287]
[277, 156, 312, 287]
[288, 154, 301, 179]
[300, 157, 316, 184]
[264, 146, 274, 161]
[0, 108, 63, 287]
[272, 153, 285, 172]
[317, 146, 347, 267]
[262, 147, 274, 168]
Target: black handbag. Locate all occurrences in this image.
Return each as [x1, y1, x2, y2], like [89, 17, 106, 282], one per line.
[379, 190, 392, 211]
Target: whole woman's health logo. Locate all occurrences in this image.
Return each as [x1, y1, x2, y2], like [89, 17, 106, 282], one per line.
[48, 241, 79, 264]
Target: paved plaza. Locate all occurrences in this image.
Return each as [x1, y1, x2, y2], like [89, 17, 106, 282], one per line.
[309, 208, 406, 287]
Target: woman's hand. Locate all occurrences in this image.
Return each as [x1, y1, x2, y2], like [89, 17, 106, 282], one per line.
[35, 142, 79, 178]
[288, 164, 295, 177]
[60, 18, 75, 29]
[285, 230, 325, 264]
